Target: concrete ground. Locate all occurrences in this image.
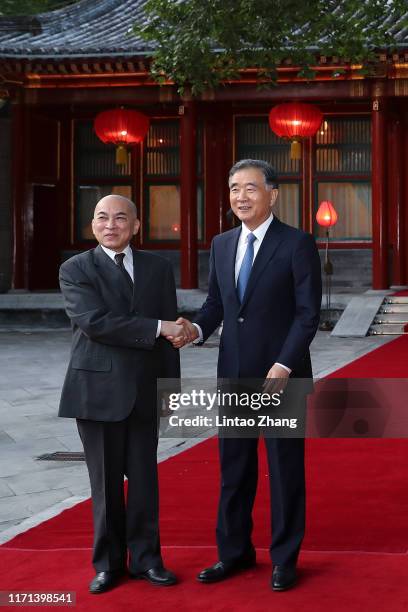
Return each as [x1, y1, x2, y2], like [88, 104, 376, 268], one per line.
[0, 328, 393, 544]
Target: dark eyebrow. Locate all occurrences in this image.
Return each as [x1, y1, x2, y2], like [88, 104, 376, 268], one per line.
[230, 182, 258, 189]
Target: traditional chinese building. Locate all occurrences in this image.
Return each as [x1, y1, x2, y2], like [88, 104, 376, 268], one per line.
[0, 0, 407, 292]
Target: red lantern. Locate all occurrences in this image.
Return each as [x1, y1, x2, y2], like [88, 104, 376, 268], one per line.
[94, 108, 150, 165]
[268, 102, 323, 160]
[316, 200, 338, 227]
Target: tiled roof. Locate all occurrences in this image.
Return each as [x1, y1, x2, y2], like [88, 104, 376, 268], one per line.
[0, 0, 407, 59]
[0, 0, 151, 58]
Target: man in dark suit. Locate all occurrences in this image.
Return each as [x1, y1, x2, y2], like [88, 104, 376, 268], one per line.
[59, 194, 184, 593]
[175, 159, 322, 591]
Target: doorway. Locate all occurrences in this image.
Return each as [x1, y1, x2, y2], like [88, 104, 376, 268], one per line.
[29, 184, 60, 290]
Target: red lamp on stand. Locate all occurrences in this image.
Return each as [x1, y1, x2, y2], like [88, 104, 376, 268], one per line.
[316, 200, 338, 331]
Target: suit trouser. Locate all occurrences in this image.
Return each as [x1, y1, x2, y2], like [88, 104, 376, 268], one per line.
[216, 435, 305, 567]
[77, 409, 162, 573]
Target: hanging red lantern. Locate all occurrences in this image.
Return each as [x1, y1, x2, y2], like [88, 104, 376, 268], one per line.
[316, 200, 338, 227]
[94, 108, 150, 165]
[268, 102, 323, 160]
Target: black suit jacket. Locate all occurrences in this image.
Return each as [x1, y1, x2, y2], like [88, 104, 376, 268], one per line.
[59, 245, 180, 421]
[194, 217, 322, 379]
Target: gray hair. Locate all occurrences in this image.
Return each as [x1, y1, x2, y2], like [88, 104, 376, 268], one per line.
[229, 159, 279, 190]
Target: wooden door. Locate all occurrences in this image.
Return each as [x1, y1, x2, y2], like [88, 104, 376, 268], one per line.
[29, 184, 60, 290]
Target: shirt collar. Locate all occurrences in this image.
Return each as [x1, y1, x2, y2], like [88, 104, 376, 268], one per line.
[100, 243, 132, 262]
[241, 213, 274, 243]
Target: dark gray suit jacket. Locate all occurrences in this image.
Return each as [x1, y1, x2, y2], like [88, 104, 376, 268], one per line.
[58, 245, 180, 422]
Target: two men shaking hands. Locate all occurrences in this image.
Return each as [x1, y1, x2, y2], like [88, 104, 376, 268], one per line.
[59, 158, 322, 594]
[160, 317, 198, 349]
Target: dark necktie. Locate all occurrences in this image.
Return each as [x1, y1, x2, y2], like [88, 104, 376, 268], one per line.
[237, 232, 256, 303]
[114, 253, 133, 289]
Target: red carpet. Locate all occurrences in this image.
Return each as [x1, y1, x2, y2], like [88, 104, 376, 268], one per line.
[329, 334, 408, 378]
[1, 547, 408, 612]
[392, 290, 408, 297]
[2, 337, 408, 610]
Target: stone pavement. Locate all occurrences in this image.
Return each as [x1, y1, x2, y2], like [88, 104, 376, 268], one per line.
[0, 329, 393, 544]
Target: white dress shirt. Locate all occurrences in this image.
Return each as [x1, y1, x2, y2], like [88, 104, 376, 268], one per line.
[101, 244, 161, 337]
[193, 214, 291, 373]
[101, 244, 134, 279]
[234, 213, 274, 283]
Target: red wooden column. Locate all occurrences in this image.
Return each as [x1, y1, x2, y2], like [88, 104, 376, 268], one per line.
[302, 137, 313, 233]
[11, 98, 28, 289]
[371, 97, 388, 289]
[205, 111, 224, 237]
[404, 110, 408, 283]
[179, 101, 198, 288]
[212, 109, 233, 234]
[388, 114, 405, 285]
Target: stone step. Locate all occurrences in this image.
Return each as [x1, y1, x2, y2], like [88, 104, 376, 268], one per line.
[368, 323, 407, 335]
[331, 293, 387, 338]
[0, 309, 70, 328]
[378, 305, 408, 314]
[384, 296, 408, 304]
[374, 314, 408, 324]
[366, 293, 408, 336]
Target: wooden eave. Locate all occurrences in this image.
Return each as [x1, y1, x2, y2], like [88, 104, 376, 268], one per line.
[1, 52, 407, 104]
[1, 51, 408, 86]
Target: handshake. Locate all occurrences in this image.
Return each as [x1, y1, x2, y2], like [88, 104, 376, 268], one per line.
[160, 317, 199, 349]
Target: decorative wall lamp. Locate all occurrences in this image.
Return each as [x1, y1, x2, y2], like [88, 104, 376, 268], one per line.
[94, 107, 150, 164]
[0, 91, 8, 110]
[0, 74, 23, 109]
[316, 200, 338, 331]
[268, 102, 323, 159]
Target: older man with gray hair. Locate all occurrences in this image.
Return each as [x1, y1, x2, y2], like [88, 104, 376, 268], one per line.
[174, 160, 322, 591]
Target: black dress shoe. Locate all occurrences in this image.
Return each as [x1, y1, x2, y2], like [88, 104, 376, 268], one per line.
[271, 565, 297, 591]
[197, 558, 256, 583]
[130, 566, 177, 586]
[89, 570, 124, 594]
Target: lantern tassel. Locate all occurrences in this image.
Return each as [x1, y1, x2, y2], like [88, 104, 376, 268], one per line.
[116, 145, 128, 165]
[290, 140, 301, 160]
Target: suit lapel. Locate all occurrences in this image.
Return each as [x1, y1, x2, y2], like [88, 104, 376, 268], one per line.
[238, 217, 285, 312]
[93, 245, 133, 307]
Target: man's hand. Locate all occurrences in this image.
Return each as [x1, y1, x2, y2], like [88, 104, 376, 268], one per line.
[263, 363, 290, 395]
[161, 318, 199, 349]
[177, 317, 199, 340]
[160, 321, 184, 343]
[171, 317, 199, 348]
